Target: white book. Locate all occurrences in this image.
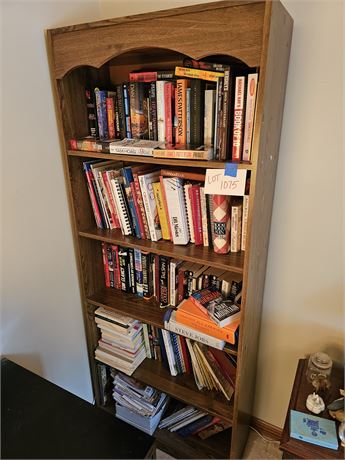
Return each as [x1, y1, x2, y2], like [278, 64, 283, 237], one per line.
[163, 177, 189, 245]
[110, 177, 132, 235]
[242, 73, 258, 162]
[156, 81, 166, 143]
[91, 161, 116, 229]
[185, 339, 204, 390]
[161, 329, 178, 377]
[169, 411, 207, 432]
[183, 184, 195, 243]
[204, 89, 216, 146]
[139, 171, 162, 241]
[165, 310, 225, 350]
[241, 194, 249, 251]
[169, 259, 182, 307]
[109, 138, 163, 156]
[231, 202, 242, 253]
[200, 187, 209, 247]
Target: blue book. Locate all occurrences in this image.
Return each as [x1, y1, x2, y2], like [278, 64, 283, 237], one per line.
[123, 84, 132, 138]
[94, 88, 109, 140]
[122, 167, 141, 238]
[290, 410, 339, 450]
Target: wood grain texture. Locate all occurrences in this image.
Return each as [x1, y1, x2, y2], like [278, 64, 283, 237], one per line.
[229, 2, 293, 458]
[280, 360, 344, 459]
[49, 2, 265, 78]
[79, 228, 245, 273]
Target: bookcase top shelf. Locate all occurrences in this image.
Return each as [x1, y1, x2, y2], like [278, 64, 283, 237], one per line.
[68, 150, 254, 170]
[79, 228, 245, 272]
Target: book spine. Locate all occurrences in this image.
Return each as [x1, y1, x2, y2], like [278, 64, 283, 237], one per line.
[242, 73, 258, 162]
[129, 71, 158, 82]
[159, 256, 170, 308]
[103, 171, 121, 229]
[164, 82, 174, 144]
[175, 66, 224, 82]
[129, 82, 148, 139]
[176, 79, 187, 144]
[170, 332, 183, 374]
[139, 174, 162, 242]
[190, 80, 204, 146]
[153, 254, 160, 301]
[106, 95, 116, 139]
[163, 177, 190, 245]
[94, 88, 109, 140]
[231, 203, 242, 253]
[200, 187, 209, 247]
[92, 168, 110, 228]
[204, 89, 216, 147]
[133, 248, 143, 297]
[177, 265, 185, 305]
[85, 88, 98, 138]
[241, 195, 249, 251]
[110, 178, 132, 235]
[159, 175, 172, 240]
[142, 251, 153, 299]
[156, 81, 166, 143]
[106, 244, 115, 288]
[152, 182, 170, 240]
[148, 82, 158, 141]
[130, 181, 146, 239]
[121, 168, 141, 239]
[142, 324, 152, 358]
[111, 244, 121, 289]
[115, 84, 126, 138]
[169, 260, 176, 307]
[183, 184, 195, 244]
[218, 67, 231, 160]
[161, 329, 178, 376]
[153, 149, 211, 160]
[118, 249, 130, 292]
[161, 169, 206, 182]
[122, 83, 132, 138]
[214, 77, 224, 160]
[83, 163, 102, 228]
[211, 194, 231, 254]
[232, 76, 246, 161]
[128, 248, 136, 294]
[101, 242, 110, 288]
[189, 185, 203, 246]
[186, 87, 191, 145]
[133, 173, 150, 240]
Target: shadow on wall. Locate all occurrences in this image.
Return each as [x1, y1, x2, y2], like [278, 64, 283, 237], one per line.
[3, 354, 44, 378]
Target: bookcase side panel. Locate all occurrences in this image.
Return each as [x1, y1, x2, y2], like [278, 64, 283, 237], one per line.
[230, 2, 293, 458]
[50, 2, 266, 79]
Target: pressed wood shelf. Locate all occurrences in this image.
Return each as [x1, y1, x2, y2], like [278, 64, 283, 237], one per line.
[79, 228, 245, 273]
[88, 288, 164, 328]
[67, 149, 254, 170]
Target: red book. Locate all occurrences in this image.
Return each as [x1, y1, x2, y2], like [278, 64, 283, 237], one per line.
[178, 335, 191, 374]
[129, 71, 158, 82]
[101, 242, 110, 288]
[130, 182, 146, 239]
[211, 194, 231, 254]
[111, 244, 121, 290]
[132, 172, 151, 240]
[177, 264, 185, 305]
[164, 82, 174, 144]
[208, 348, 237, 387]
[102, 170, 121, 229]
[83, 165, 102, 228]
[188, 184, 203, 246]
[232, 76, 246, 161]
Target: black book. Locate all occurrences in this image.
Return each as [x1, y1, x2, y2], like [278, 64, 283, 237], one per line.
[159, 256, 170, 308]
[115, 84, 127, 139]
[85, 88, 98, 138]
[128, 248, 136, 294]
[118, 248, 130, 292]
[142, 251, 153, 299]
[189, 80, 204, 146]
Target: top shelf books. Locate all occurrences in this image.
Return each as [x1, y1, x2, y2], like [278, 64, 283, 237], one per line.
[69, 58, 259, 163]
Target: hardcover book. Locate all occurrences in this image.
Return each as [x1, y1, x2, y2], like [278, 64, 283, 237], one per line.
[290, 410, 339, 450]
[191, 289, 241, 327]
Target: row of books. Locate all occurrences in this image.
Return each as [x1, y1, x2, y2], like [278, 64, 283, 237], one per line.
[158, 402, 231, 439]
[81, 58, 259, 162]
[84, 159, 249, 252]
[101, 242, 243, 307]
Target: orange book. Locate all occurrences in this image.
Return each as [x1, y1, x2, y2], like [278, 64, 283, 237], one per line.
[175, 299, 239, 343]
[175, 79, 189, 144]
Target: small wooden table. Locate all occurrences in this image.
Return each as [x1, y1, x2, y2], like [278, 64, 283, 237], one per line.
[280, 359, 344, 459]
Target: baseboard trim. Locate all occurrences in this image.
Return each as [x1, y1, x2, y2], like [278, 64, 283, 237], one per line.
[251, 417, 282, 441]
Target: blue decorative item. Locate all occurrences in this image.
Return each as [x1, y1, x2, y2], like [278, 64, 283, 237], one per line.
[290, 410, 339, 450]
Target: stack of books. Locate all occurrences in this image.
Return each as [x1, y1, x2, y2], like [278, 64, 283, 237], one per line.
[113, 372, 169, 435]
[101, 242, 243, 306]
[81, 160, 250, 253]
[158, 403, 231, 439]
[71, 58, 259, 162]
[94, 307, 146, 376]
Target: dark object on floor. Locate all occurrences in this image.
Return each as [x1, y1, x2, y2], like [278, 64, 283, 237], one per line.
[1, 357, 155, 459]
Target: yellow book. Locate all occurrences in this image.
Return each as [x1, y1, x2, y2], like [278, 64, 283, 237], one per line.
[175, 66, 224, 82]
[152, 182, 170, 240]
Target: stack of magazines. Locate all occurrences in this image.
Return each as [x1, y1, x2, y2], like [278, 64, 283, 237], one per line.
[94, 307, 146, 376]
[113, 372, 169, 435]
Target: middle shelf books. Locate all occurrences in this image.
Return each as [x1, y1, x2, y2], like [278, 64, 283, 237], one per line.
[82, 160, 250, 254]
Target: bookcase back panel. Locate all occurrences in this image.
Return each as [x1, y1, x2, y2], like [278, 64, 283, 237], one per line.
[51, 2, 265, 79]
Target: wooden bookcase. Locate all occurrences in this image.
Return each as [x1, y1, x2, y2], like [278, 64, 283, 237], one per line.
[46, 1, 293, 458]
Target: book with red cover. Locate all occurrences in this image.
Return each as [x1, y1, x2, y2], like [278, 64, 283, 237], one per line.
[188, 184, 203, 246]
[101, 242, 110, 288]
[176, 299, 240, 343]
[178, 335, 191, 374]
[106, 95, 116, 139]
[208, 347, 236, 387]
[164, 82, 174, 144]
[111, 244, 121, 290]
[211, 194, 231, 254]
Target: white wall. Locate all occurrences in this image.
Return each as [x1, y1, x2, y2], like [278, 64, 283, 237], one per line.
[1, 0, 343, 427]
[0, 1, 103, 402]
